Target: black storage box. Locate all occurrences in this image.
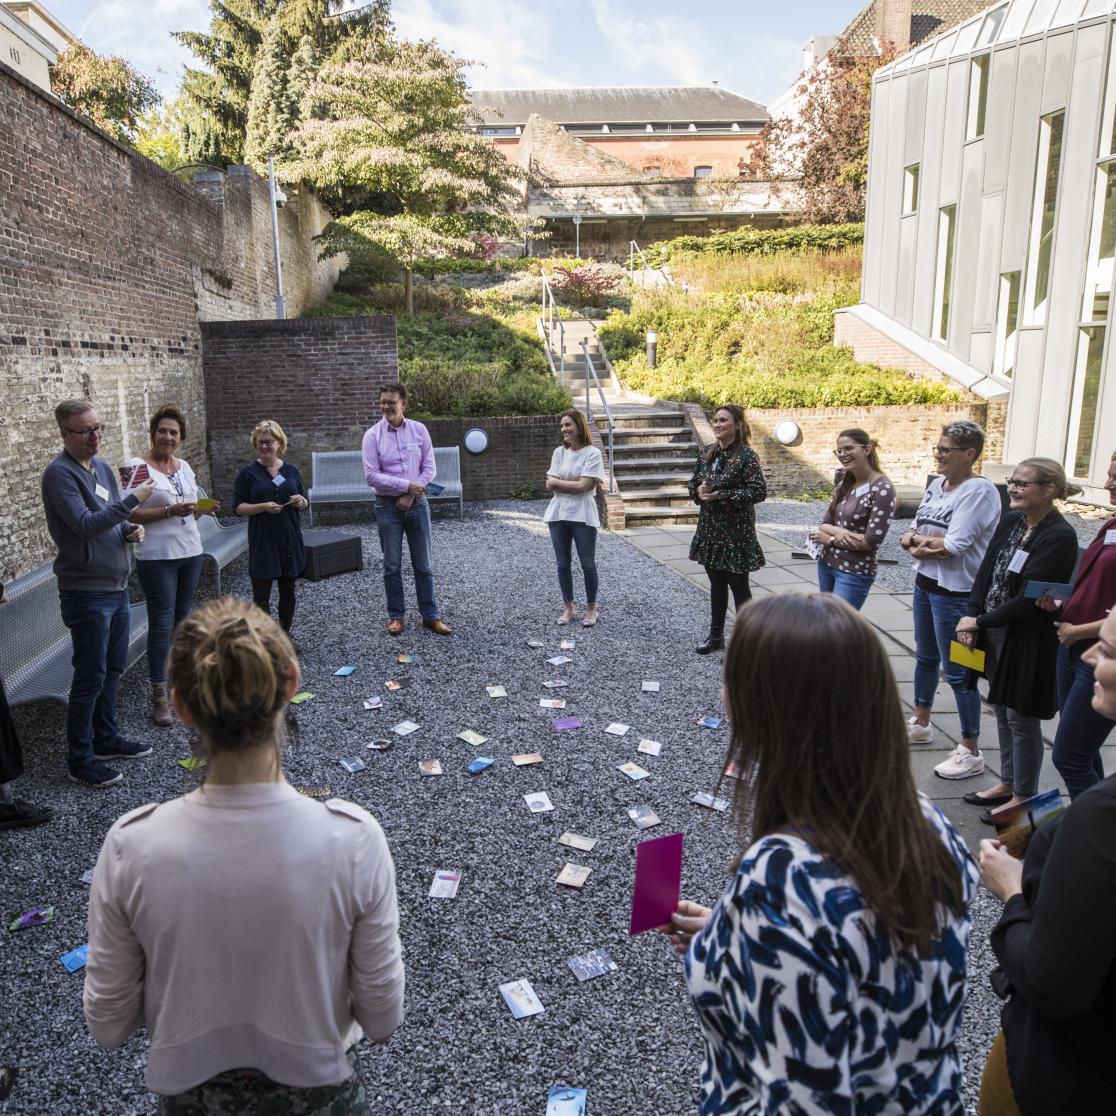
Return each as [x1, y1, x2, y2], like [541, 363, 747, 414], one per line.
[301, 529, 364, 582]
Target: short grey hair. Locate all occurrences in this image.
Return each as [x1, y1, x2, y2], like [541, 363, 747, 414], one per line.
[941, 420, 985, 457]
[55, 399, 94, 429]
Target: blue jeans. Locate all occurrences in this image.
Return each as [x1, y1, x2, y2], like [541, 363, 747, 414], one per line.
[137, 555, 203, 684]
[912, 582, 982, 740]
[375, 497, 440, 620]
[548, 521, 599, 605]
[1052, 643, 1112, 800]
[816, 561, 875, 611]
[59, 590, 130, 768]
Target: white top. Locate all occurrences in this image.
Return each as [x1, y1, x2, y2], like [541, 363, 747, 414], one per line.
[542, 445, 605, 528]
[911, 474, 1002, 593]
[121, 456, 203, 561]
[84, 783, 405, 1095]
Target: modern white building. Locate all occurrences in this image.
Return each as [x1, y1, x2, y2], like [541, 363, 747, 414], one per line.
[840, 0, 1116, 503]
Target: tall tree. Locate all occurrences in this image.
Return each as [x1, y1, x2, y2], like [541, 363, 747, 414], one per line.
[133, 97, 190, 169]
[753, 39, 898, 224]
[287, 35, 536, 312]
[244, 14, 296, 171]
[50, 43, 159, 143]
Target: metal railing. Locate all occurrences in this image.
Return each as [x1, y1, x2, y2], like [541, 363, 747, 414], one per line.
[541, 272, 565, 360]
[628, 240, 651, 284]
[580, 340, 615, 494]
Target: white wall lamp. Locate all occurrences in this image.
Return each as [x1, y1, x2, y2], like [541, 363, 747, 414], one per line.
[463, 428, 489, 454]
[774, 420, 800, 446]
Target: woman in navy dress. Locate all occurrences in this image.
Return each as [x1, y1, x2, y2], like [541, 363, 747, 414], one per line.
[233, 420, 308, 633]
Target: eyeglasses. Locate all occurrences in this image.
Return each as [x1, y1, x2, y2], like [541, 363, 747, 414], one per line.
[1005, 478, 1047, 489]
[833, 448, 861, 458]
[64, 424, 104, 438]
[933, 446, 965, 457]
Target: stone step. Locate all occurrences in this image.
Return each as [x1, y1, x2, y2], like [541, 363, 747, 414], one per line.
[611, 441, 698, 457]
[597, 409, 684, 425]
[620, 487, 692, 507]
[614, 470, 693, 487]
[612, 453, 699, 471]
[622, 505, 699, 525]
[612, 424, 690, 438]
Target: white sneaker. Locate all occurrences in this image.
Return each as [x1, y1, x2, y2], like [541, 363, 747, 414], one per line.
[934, 746, 985, 780]
[906, 716, 933, 744]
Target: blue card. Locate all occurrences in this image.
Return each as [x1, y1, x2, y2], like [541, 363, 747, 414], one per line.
[1023, 580, 1074, 600]
[466, 756, 496, 774]
[426, 482, 446, 497]
[60, 944, 88, 973]
[546, 1086, 587, 1115]
[334, 665, 357, 677]
[697, 715, 723, 729]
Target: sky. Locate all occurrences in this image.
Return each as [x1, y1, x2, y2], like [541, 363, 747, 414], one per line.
[44, 0, 867, 107]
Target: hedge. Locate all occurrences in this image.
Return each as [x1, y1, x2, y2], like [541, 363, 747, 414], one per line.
[646, 223, 865, 266]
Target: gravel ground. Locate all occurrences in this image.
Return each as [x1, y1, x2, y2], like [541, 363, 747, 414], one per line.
[3, 500, 1011, 1114]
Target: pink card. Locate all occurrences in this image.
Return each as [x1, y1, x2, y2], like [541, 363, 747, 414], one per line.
[552, 717, 582, 731]
[628, 831, 684, 935]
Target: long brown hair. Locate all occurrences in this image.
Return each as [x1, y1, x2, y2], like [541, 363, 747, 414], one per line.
[827, 428, 882, 516]
[722, 594, 966, 958]
[560, 409, 592, 448]
[704, 403, 750, 463]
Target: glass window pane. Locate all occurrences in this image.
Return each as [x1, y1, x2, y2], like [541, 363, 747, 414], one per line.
[1052, 0, 1085, 27]
[1000, 0, 1036, 40]
[978, 4, 1009, 44]
[955, 15, 984, 53]
[1025, 0, 1060, 35]
[935, 206, 957, 341]
[904, 164, 920, 212]
[995, 271, 1022, 378]
[932, 30, 959, 60]
[1087, 162, 1116, 320]
[1034, 112, 1065, 311]
[1072, 327, 1106, 477]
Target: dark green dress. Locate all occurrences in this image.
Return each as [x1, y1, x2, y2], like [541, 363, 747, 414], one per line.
[688, 444, 767, 574]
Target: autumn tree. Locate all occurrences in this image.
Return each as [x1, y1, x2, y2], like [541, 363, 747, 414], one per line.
[753, 38, 898, 224]
[133, 98, 190, 169]
[287, 35, 537, 313]
[50, 43, 159, 143]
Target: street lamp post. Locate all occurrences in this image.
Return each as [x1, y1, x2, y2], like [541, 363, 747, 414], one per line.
[268, 156, 287, 320]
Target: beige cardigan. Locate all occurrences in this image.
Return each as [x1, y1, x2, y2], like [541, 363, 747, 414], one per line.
[84, 782, 404, 1095]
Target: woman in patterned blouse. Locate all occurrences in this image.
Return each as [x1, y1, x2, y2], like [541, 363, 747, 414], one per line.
[809, 428, 897, 610]
[667, 594, 978, 1115]
[688, 405, 767, 654]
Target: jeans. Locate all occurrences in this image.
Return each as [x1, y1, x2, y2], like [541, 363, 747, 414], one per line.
[59, 590, 129, 768]
[912, 582, 983, 740]
[706, 568, 751, 632]
[993, 704, 1044, 798]
[1052, 643, 1113, 799]
[816, 561, 875, 611]
[137, 555, 203, 683]
[548, 521, 598, 605]
[375, 497, 440, 620]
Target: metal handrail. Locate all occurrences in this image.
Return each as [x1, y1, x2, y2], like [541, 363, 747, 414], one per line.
[541, 272, 565, 360]
[580, 340, 615, 494]
[628, 240, 651, 283]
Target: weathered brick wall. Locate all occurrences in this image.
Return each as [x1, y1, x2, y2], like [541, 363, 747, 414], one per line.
[0, 59, 340, 583]
[833, 308, 951, 385]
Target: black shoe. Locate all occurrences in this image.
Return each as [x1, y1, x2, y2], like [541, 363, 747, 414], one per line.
[94, 738, 153, 761]
[68, 759, 123, 788]
[696, 632, 725, 655]
[963, 790, 1012, 807]
[979, 808, 998, 826]
[0, 798, 55, 830]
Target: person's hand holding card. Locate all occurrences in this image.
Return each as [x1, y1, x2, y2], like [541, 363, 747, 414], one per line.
[664, 899, 713, 955]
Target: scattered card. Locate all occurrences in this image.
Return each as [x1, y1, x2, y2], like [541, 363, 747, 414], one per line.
[525, 791, 555, 813]
[513, 752, 543, 766]
[556, 863, 592, 889]
[547, 655, 573, 666]
[638, 739, 663, 757]
[457, 728, 487, 746]
[79, 868, 95, 885]
[541, 679, 568, 689]
[697, 715, 723, 729]
[398, 653, 415, 664]
[339, 756, 366, 773]
[540, 697, 567, 709]
[559, 638, 576, 651]
[546, 1085, 588, 1115]
[59, 944, 88, 973]
[466, 756, 496, 774]
[567, 949, 615, 983]
[429, 870, 461, 899]
[723, 759, 742, 780]
[692, 791, 730, 812]
[552, 717, 582, 731]
[558, 831, 597, 852]
[392, 720, 420, 736]
[9, 906, 54, 932]
[499, 979, 544, 1019]
[526, 638, 545, 648]
[617, 761, 650, 781]
[605, 723, 630, 736]
[630, 831, 684, 935]
[486, 685, 508, 699]
[297, 785, 332, 798]
[289, 692, 315, 704]
[366, 739, 392, 752]
[419, 759, 444, 776]
[641, 680, 660, 693]
[385, 678, 412, 692]
[362, 695, 383, 710]
[334, 665, 357, 677]
[178, 756, 206, 771]
[628, 805, 660, 830]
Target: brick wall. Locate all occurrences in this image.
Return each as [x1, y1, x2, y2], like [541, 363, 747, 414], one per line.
[0, 59, 340, 583]
[833, 308, 951, 385]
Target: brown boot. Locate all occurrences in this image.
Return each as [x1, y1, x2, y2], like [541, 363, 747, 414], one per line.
[151, 683, 173, 728]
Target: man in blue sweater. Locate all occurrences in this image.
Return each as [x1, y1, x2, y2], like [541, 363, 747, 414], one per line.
[41, 401, 157, 787]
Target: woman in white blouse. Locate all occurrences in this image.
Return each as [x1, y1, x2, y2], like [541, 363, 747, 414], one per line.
[543, 410, 605, 627]
[84, 598, 404, 1114]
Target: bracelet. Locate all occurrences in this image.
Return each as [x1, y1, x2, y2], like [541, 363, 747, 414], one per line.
[165, 505, 171, 518]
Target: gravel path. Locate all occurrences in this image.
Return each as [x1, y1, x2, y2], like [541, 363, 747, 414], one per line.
[3, 501, 1008, 1113]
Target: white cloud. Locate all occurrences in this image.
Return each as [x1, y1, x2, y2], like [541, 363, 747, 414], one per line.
[590, 0, 710, 85]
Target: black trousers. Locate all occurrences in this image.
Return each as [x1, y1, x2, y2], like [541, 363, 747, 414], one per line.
[707, 568, 751, 632]
[250, 576, 297, 632]
[0, 678, 24, 784]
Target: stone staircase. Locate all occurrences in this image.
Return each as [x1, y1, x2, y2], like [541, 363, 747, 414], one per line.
[551, 319, 621, 400]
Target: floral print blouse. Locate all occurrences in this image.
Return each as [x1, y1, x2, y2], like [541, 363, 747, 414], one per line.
[688, 444, 767, 575]
[820, 475, 897, 577]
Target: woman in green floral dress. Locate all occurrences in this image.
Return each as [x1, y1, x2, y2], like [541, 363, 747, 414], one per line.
[689, 404, 767, 653]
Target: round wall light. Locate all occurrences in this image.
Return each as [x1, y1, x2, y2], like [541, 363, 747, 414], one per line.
[774, 420, 800, 446]
[463, 427, 489, 454]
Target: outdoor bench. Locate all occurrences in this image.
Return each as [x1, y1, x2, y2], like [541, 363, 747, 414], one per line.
[196, 487, 249, 596]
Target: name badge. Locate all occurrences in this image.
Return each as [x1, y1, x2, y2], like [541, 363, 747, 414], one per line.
[94, 483, 109, 502]
[272, 475, 286, 487]
[1105, 529, 1116, 546]
[1007, 549, 1028, 574]
[404, 443, 420, 451]
[854, 483, 870, 497]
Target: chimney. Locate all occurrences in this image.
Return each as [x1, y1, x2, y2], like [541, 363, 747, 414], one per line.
[874, 0, 912, 51]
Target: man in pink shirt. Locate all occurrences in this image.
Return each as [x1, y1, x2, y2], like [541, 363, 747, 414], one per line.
[362, 382, 452, 635]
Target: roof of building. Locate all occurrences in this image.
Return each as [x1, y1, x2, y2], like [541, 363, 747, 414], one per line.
[469, 86, 768, 126]
[1, 1, 77, 52]
[837, 1, 991, 54]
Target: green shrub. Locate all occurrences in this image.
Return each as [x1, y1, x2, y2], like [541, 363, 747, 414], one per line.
[647, 223, 865, 266]
[510, 482, 539, 500]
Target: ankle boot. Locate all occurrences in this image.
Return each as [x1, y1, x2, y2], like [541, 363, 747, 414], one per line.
[151, 683, 173, 727]
[695, 629, 725, 655]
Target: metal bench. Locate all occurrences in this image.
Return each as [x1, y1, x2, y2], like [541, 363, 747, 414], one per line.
[307, 448, 464, 523]
[0, 563, 148, 709]
[196, 487, 249, 596]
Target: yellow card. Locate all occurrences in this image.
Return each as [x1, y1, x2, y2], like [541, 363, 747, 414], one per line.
[194, 498, 219, 512]
[949, 641, 985, 672]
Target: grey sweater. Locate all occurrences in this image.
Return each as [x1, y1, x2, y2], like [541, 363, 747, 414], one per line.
[41, 453, 140, 593]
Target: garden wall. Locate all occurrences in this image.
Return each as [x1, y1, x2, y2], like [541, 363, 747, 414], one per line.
[0, 59, 340, 582]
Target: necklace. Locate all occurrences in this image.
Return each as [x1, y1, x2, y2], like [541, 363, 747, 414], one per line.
[148, 453, 177, 477]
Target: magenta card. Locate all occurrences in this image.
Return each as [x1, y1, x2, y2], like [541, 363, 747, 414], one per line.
[552, 717, 582, 731]
[629, 831, 684, 935]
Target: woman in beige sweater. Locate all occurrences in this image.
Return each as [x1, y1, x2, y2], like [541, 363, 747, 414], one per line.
[84, 598, 404, 1114]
